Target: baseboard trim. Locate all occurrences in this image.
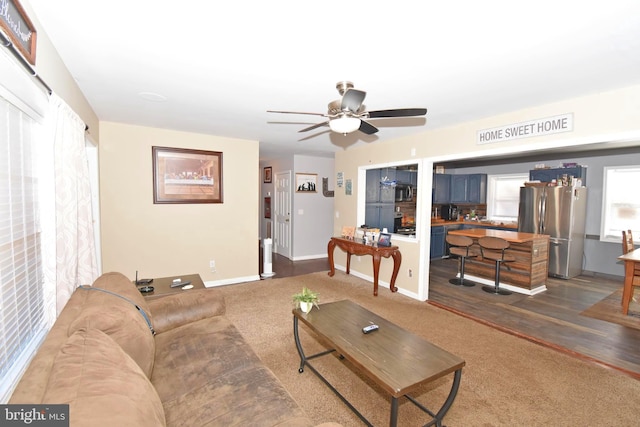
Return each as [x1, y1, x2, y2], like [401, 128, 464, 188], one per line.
[204, 275, 261, 288]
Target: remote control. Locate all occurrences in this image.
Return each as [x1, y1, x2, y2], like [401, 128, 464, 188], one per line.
[362, 324, 379, 334]
[170, 280, 191, 288]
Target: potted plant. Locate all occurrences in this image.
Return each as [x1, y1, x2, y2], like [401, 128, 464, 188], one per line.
[292, 287, 319, 313]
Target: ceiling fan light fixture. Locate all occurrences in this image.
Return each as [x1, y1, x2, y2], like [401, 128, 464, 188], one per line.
[329, 116, 361, 134]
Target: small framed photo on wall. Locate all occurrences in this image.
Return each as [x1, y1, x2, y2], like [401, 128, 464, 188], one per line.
[295, 173, 317, 192]
[264, 166, 272, 183]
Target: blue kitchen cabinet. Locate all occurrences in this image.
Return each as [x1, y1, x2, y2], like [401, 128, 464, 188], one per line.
[430, 226, 446, 259]
[529, 166, 587, 186]
[449, 174, 487, 204]
[432, 173, 450, 204]
[366, 168, 395, 203]
[467, 173, 487, 203]
[365, 204, 395, 232]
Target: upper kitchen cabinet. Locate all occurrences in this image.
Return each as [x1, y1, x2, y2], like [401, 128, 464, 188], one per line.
[450, 174, 487, 204]
[366, 168, 396, 203]
[396, 168, 419, 187]
[529, 166, 587, 186]
[432, 173, 451, 204]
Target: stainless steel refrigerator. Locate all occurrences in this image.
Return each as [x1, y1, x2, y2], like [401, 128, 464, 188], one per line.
[518, 186, 588, 279]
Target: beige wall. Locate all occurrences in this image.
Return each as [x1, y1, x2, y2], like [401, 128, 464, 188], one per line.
[21, 0, 99, 141]
[335, 85, 640, 300]
[99, 122, 259, 284]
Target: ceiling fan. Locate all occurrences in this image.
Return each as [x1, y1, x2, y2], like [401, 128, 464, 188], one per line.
[267, 81, 427, 135]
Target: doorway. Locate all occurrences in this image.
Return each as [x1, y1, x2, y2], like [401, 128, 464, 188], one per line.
[275, 170, 292, 258]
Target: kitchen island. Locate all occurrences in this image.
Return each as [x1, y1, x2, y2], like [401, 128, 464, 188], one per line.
[447, 228, 549, 294]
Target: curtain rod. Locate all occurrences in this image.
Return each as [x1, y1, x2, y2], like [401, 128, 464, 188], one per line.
[1, 31, 90, 132]
[0, 31, 52, 95]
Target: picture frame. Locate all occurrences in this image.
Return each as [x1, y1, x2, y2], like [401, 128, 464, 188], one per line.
[295, 173, 317, 192]
[263, 166, 272, 183]
[0, 0, 37, 65]
[378, 233, 392, 247]
[341, 226, 355, 239]
[264, 196, 271, 219]
[152, 146, 223, 204]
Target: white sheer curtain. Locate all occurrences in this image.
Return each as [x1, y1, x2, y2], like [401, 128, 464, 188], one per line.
[49, 94, 98, 314]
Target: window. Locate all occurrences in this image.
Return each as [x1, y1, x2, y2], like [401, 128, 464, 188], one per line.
[601, 165, 640, 243]
[364, 164, 418, 236]
[0, 95, 47, 402]
[486, 173, 528, 221]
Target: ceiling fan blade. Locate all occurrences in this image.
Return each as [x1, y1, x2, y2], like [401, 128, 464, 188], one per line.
[341, 89, 366, 113]
[358, 120, 379, 135]
[299, 121, 329, 133]
[366, 108, 427, 118]
[267, 110, 326, 117]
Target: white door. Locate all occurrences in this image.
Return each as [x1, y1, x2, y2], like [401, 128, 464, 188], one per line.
[275, 171, 292, 258]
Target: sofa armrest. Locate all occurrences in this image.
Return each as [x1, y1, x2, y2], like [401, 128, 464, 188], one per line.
[147, 289, 225, 334]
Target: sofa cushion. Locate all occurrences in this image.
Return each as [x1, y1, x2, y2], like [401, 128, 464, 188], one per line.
[152, 315, 313, 427]
[91, 271, 154, 324]
[42, 328, 166, 427]
[68, 302, 155, 377]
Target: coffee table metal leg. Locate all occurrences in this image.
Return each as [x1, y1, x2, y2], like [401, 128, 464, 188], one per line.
[434, 368, 462, 425]
[390, 397, 399, 427]
[293, 316, 306, 373]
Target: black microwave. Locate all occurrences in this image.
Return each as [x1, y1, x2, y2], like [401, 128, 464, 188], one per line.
[441, 204, 458, 220]
[395, 184, 413, 202]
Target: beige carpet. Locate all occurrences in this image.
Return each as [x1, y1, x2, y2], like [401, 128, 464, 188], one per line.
[581, 288, 640, 330]
[215, 272, 640, 426]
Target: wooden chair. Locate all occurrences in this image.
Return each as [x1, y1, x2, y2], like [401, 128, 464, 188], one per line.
[446, 235, 478, 287]
[621, 230, 639, 314]
[622, 230, 634, 254]
[478, 236, 515, 295]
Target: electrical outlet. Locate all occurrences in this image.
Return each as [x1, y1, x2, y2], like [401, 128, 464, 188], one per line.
[408, 269, 412, 277]
[209, 260, 216, 272]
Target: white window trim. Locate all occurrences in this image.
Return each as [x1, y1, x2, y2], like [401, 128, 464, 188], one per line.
[486, 173, 528, 222]
[600, 165, 640, 243]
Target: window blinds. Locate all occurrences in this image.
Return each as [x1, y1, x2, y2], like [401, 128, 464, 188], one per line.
[0, 96, 47, 402]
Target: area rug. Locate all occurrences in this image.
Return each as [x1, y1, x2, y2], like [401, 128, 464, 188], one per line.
[214, 272, 640, 427]
[581, 288, 640, 330]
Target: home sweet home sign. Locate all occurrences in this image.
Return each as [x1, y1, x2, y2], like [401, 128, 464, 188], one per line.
[0, 0, 37, 65]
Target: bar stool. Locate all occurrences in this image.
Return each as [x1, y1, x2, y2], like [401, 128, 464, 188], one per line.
[478, 236, 515, 295]
[446, 235, 478, 287]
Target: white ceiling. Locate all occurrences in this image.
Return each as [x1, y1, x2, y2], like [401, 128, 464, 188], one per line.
[27, 1, 640, 160]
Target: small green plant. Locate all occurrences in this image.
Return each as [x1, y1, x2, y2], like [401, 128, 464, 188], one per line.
[292, 287, 319, 310]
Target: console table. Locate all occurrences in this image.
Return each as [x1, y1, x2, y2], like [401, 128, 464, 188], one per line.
[327, 237, 401, 296]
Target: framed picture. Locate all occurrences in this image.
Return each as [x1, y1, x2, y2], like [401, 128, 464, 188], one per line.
[264, 196, 271, 218]
[378, 233, 392, 247]
[295, 173, 317, 192]
[263, 166, 272, 183]
[345, 179, 352, 195]
[152, 146, 223, 204]
[0, 0, 37, 65]
[341, 226, 355, 239]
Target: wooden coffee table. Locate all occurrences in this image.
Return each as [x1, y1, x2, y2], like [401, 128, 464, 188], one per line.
[293, 300, 465, 427]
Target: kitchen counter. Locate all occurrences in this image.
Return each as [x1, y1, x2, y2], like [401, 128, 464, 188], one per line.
[447, 228, 549, 294]
[431, 219, 518, 229]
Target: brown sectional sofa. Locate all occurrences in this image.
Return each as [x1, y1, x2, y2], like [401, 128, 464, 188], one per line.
[10, 272, 340, 427]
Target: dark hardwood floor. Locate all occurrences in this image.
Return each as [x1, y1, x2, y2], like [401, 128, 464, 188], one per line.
[267, 252, 640, 379]
[429, 258, 640, 379]
[263, 253, 330, 278]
